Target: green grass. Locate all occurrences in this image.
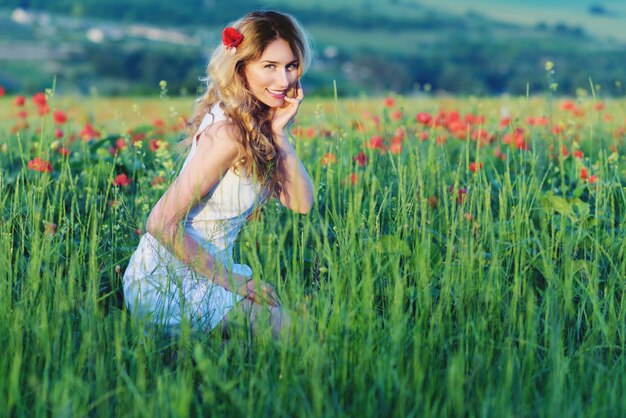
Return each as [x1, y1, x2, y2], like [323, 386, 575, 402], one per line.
[1, 91, 626, 416]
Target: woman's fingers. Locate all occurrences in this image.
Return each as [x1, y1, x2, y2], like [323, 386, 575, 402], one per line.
[244, 281, 280, 307]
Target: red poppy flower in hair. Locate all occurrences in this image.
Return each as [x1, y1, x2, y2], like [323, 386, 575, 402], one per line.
[222, 27, 243, 54]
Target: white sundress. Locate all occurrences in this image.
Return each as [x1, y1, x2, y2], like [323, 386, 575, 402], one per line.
[123, 103, 268, 332]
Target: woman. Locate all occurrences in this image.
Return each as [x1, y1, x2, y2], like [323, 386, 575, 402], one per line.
[123, 11, 314, 338]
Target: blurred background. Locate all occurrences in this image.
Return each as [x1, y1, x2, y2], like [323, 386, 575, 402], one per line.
[1, 0, 625, 97]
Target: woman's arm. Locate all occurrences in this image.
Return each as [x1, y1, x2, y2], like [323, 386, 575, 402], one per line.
[274, 133, 314, 214]
[146, 123, 265, 298]
[271, 80, 314, 214]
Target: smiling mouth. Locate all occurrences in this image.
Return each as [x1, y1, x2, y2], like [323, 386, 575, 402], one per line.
[267, 88, 287, 98]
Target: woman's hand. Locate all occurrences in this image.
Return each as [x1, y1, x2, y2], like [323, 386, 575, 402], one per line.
[271, 80, 303, 136]
[238, 279, 280, 307]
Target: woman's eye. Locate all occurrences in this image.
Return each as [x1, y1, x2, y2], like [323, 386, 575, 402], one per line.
[265, 64, 275, 69]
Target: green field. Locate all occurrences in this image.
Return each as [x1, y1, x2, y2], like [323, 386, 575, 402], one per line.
[2, 90, 626, 417]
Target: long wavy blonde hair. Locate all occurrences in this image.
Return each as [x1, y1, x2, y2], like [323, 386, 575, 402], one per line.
[181, 10, 312, 198]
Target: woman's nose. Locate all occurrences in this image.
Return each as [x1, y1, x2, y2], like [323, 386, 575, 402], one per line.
[276, 69, 290, 88]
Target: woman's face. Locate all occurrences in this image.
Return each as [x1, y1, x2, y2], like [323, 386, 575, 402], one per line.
[244, 38, 299, 108]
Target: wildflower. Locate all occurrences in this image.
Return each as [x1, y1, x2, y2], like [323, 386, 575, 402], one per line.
[321, 152, 337, 166]
[58, 147, 71, 157]
[416, 112, 432, 125]
[449, 186, 467, 204]
[32, 92, 47, 107]
[353, 151, 369, 167]
[551, 125, 564, 135]
[306, 127, 316, 138]
[53, 110, 68, 124]
[0, 86, 4, 96]
[79, 123, 101, 142]
[17, 110, 28, 119]
[366, 135, 384, 151]
[389, 142, 402, 154]
[393, 127, 405, 141]
[149, 139, 161, 152]
[113, 173, 131, 187]
[134, 229, 142, 236]
[493, 147, 506, 161]
[342, 173, 359, 186]
[580, 167, 589, 180]
[593, 102, 605, 112]
[109, 139, 124, 152]
[469, 162, 483, 173]
[13, 96, 25, 107]
[37, 104, 50, 116]
[151, 176, 166, 186]
[55, 128, 64, 139]
[383, 97, 395, 108]
[44, 222, 57, 235]
[588, 175, 599, 184]
[28, 157, 52, 173]
[427, 196, 438, 208]
[390, 110, 403, 121]
[573, 150, 583, 159]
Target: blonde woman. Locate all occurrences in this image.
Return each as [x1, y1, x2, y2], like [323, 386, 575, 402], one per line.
[123, 11, 313, 338]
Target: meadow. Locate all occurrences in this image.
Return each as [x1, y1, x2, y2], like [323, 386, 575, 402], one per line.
[1, 84, 626, 417]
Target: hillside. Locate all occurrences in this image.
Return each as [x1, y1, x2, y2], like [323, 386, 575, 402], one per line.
[0, 1, 624, 96]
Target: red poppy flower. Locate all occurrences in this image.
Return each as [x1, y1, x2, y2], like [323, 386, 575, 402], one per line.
[55, 128, 64, 139]
[561, 100, 575, 111]
[32, 92, 47, 107]
[0, 86, 4, 97]
[342, 173, 359, 186]
[113, 173, 131, 187]
[38, 104, 50, 116]
[416, 112, 432, 125]
[14, 96, 25, 107]
[53, 110, 68, 124]
[580, 167, 589, 180]
[149, 139, 160, 152]
[321, 153, 337, 166]
[469, 162, 483, 173]
[390, 110, 402, 121]
[115, 138, 127, 150]
[383, 97, 395, 108]
[353, 151, 369, 167]
[389, 142, 402, 154]
[222, 27, 243, 49]
[366, 135, 384, 150]
[573, 150, 583, 159]
[449, 186, 467, 204]
[79, 123, 101, 141]
[588, 175, 599, 184]
[58, 147, 71, 157]
[28, 157, 52, 173]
